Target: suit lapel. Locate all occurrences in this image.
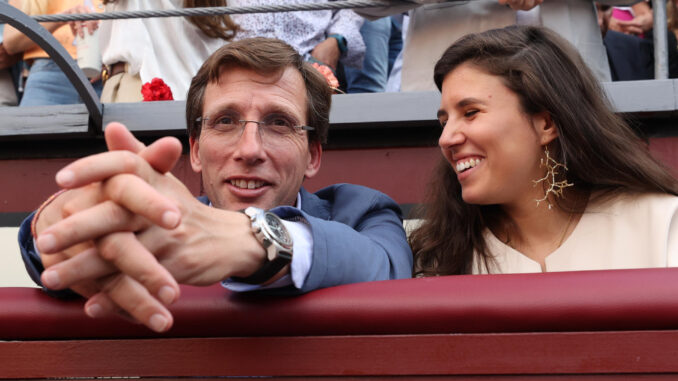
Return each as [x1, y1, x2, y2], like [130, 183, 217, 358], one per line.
[299, 187, 331, 220]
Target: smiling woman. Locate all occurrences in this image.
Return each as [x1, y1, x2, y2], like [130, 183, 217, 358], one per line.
[410, 25, 678, 277]
[436, 62, 551, 209]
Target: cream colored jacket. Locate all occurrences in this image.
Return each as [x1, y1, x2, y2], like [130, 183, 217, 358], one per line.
[474, 192, 678, 273]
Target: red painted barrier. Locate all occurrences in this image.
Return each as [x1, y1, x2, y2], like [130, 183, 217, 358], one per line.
[0, 146, 440, 214]
[2, 268, 678, 378]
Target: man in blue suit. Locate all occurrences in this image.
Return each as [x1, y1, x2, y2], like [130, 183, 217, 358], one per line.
[19, 38, 412, 333]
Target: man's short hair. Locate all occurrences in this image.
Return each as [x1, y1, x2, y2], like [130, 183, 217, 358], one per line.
[186, 37, 332, 145]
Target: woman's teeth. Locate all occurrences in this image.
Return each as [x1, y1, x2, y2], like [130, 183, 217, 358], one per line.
[456, 158, 483, 173]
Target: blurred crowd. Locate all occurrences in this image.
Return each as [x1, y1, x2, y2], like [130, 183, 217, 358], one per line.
[0, 0, 675, 106]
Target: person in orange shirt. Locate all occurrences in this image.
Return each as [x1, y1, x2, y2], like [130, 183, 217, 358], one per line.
[3, 0, 102, 106]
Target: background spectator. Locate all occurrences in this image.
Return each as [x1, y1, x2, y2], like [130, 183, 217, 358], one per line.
[3, 0, 103, 106]
[398, 0, 611, 92]
[668, 0, 678, 41]
[99, 0, 238, 102]
[609, 2, 653, 37]
[0, 0, 20, 106]
[344, 15, 402, 93]
[228, 0, 365, 89]
[599, 2, 678, 80]
[384, 13, 407, 92]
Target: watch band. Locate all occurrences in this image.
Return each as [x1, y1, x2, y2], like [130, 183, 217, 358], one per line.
[231, 207, 293, 285]
[231, 251, 292, 285]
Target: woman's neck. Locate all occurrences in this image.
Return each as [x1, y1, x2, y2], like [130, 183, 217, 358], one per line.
[497, 190, 585, 270]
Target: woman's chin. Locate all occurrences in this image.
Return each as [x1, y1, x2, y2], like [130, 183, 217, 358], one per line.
[461, 190, 495, 206]
[461, 192, 482, 205]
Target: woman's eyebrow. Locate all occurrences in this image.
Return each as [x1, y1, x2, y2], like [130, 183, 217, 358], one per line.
[438, 97, 488, 119]
[456, 97, 487, 108]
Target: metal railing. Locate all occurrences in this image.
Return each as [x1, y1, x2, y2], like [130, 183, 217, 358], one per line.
[0, 2, 102, 132]
[653, 0, 669, 79]
[0, 0, 676, 142]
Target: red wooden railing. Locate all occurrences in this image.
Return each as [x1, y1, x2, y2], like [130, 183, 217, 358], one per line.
[2, 268, 678, 379]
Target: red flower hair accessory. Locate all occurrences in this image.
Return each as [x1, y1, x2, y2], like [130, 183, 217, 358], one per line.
[311, 62, 343, 94]
[141, 78, 174, 101]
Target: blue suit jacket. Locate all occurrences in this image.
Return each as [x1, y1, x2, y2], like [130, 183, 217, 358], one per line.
[19, 183, 413, 295]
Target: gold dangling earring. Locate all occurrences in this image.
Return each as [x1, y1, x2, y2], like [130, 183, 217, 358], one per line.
[533, 146, 573, 209]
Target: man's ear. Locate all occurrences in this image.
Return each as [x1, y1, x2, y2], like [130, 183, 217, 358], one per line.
[534, 111, 558, 145]
[304, 140, 322, 179]
[189, 136, 202, 174]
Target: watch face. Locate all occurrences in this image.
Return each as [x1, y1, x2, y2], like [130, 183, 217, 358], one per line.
[265, 213, 293, 247]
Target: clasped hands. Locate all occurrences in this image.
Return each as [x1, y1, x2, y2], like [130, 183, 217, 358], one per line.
[34, 123, 265, 332]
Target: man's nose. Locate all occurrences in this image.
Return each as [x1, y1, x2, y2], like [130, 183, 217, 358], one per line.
[233, 122, 266, 163]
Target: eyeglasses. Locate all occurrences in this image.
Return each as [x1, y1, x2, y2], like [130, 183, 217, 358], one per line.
[196, 113, 314, 145]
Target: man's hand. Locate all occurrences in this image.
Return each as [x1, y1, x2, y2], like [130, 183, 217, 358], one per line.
[4, 0, 97, 55]
[36, 123, 267, 332]
[311, 37, 341, 70]
[64, 4, 99, 39]
[40, 152, 264, 285]
[35, 123, 182, 293]
[608, 2, 653, 37]
[33, 123, 184, 331]
[609, 17, 649, 37]
[0, 43, 19, 70]
[497, 0, 543, 11]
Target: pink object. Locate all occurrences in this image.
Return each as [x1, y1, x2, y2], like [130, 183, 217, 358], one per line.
[612, 8, 644, 38]
[612, 8, 634, 21]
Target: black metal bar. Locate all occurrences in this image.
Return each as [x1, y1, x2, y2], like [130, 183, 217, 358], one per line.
[0, 2, 103, 133]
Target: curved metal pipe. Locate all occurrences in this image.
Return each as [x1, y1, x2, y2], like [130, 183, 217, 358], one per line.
[0, 2, 102, 132]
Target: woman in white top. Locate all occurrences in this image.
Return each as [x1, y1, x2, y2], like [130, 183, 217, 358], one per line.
[99, 0, 238, 102]
[410, 25, 678, 276]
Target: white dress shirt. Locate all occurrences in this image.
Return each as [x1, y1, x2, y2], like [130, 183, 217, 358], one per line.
[222, 192, 314, 291]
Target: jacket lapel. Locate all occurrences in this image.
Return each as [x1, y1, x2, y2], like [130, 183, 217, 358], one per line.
[299, 187, 331, 220]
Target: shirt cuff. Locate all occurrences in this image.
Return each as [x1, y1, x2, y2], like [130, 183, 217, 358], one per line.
[328, 33, 347, 54]
[32, 234, 41, 262]
[221, 218, 313, 292]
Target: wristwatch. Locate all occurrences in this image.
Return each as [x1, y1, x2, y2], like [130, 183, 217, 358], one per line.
[231, 207, 293, 285]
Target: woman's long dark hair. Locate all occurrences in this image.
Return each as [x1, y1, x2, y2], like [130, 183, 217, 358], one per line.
[410, 25, 678, 277]
[103, 0, 238, 40]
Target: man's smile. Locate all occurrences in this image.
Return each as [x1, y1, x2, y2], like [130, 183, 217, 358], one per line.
[229, 179, 267, 189]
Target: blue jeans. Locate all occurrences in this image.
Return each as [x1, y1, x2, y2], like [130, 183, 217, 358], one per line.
[345, 17, 391, 93]
[20, 58, 102, 106]
[388, 15, 403, 75]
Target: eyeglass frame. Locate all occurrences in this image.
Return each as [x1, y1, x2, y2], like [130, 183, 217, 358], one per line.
[194, 115, 315, 141]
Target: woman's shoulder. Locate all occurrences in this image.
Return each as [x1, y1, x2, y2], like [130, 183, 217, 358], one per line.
[559, 191, 678, 268]
[587, 190, 678, 218]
